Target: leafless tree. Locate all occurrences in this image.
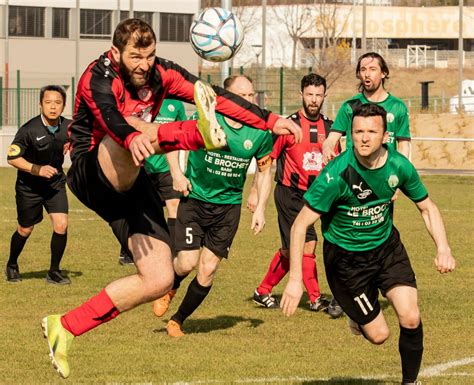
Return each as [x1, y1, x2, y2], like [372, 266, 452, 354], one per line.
[271, 3, 315, 69]
[306, 1, 352, 89]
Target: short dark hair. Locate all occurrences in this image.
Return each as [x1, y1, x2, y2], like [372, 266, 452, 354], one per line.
[223, 74, 253, 90]
[352, 103, 387, 132]
[301, 73, 326, 92]
[40, 85, 67, 104]
[113, 18, 156, 53]
[356, 52, 390, 92]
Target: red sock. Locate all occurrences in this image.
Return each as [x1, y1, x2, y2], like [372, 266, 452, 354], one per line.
[257, 250, 289, 295]
[60, 289, 120, 337]
[302, 253, 320, 302]
[157, 120, 205, 152]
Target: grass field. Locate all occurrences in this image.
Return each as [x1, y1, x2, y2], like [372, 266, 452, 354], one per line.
[0, 167, 473, 385]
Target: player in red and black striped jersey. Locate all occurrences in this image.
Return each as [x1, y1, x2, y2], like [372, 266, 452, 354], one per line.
[42, 18, 302, 379]
[253, 73, 339, 313]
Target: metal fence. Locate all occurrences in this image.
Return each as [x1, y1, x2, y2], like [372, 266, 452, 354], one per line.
[1, 66, 472, 129]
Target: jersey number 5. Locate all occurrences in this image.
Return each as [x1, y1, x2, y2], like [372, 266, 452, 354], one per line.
[186, 227, 193, 245]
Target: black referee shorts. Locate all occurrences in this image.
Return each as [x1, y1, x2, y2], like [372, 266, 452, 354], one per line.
[67, 147, 170, 250]
[15, 176, 68, 227]
[323, 228, 417, 325]
[174, 197, 241, 258]
[274, 183, 317, 250]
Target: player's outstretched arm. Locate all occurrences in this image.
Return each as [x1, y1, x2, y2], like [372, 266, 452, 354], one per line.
[322, 131, 342, 164]
[416, 197, 456, 274]
[281, 206, 321, 316]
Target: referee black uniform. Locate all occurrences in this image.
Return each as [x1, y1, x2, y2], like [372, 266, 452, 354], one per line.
[6, 87, 71, 285]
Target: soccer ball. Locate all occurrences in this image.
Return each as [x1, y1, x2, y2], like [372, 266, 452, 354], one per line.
[189, 7, 244, 62]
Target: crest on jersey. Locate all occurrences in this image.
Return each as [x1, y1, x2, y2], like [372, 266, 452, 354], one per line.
[7, 144, 21, 157]
[388, 175, 399, 188]
[243, 140, 253, 150]
[303, 151, 323, 172]
[168, 104, 175, 112]
[386, 112, 395, 123]
[138, 86, 152, 102]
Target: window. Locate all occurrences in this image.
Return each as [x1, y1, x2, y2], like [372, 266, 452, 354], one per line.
[120, 11, 153, 26]
[53, 8, 69, 38]
[8, 6, 45, 37]
[80, 9, 112, 39]
[160, 13, 193, 42]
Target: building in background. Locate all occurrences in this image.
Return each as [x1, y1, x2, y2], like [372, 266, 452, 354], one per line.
[0, 0, 200, 88]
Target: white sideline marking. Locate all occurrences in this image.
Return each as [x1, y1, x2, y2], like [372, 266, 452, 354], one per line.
[420, 356, 474, 377]
[165, 357, 474, 385]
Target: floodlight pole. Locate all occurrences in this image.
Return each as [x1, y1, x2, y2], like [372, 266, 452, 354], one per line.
[129, 0, 134, 18]
[221, 0, 232, 86]
[458, 0, 464, 113]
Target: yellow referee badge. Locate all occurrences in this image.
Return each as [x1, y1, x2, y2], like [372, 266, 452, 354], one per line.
[7, 144, 21, 157]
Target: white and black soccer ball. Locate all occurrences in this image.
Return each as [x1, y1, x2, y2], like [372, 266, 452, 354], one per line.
[189, 7, 244, 62]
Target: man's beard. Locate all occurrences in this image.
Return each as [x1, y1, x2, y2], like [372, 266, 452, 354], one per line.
[119, 60, 150, 89]
[303, 102, 321, 119]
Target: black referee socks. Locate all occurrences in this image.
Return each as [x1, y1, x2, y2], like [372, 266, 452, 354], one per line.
[50, 232, 67, 271]
[7, 231, 29, 267]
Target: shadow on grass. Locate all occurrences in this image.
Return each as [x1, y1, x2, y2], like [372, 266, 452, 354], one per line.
[153, 314, 263, 335]
[19, 269, 83, 280]
[302, 379, 394, 384]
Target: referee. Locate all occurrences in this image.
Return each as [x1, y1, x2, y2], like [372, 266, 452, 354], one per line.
[6, 85, 71, 285]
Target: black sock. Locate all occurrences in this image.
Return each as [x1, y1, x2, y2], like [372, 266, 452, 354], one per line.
[167, 217, 176, 255]
[50, 232, 67, 271]
[171, 277, 212, 325]
[399, 321, 424, 383]
[172, 270, 188, 290]
[7, 231, 28, 267]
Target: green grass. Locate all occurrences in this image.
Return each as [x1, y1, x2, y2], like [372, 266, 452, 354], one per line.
[0, 167, 473, 385]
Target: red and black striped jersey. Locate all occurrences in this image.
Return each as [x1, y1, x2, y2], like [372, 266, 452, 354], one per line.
[69, 51, 280, 161]
[272, 110, 335, 192]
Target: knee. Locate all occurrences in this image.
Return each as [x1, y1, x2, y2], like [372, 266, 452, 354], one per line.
[143, 271, 174, 301]
[53, 219, 68, 234]
[367, 326, 390, 345]
[197, 262, 219, 285]
[17, 225, 33, 237]
[175, 258, 197, 276]
[399, 310, 421, 329]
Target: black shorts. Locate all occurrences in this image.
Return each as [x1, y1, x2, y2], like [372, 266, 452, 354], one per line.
[67, 147, 170, 250]
[147, 171, 181, 201]
[175, 197, 241, 258]
[15, 175, 68, 227]
[323, 228, 416, 325]
[274, 183, 317, 250]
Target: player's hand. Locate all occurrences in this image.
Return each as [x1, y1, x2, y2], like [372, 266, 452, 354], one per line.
[39, 165, 58, 179]
[322, 140, 337, 165]
[435, 249, 456, 274]
[250, 208, 265, 235]
[280, 278, 303, 316]
[63, 142, 70, 155]
[172, 172, 192, 197]
[273, 118, 303, 143]
[246, 187, 258, 213]
[129, 134, 155, 166]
